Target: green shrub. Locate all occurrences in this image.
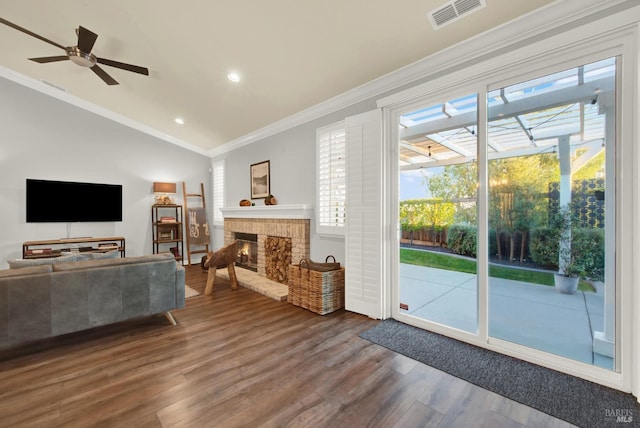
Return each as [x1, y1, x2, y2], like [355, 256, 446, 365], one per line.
[573, 228, 605, 282]
[530, 226, 605, 281]
[529, 227, 559, 269]
[447, 224, 477, 257]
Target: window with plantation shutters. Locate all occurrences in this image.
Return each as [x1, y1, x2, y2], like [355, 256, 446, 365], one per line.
[317, 122, 346, 235]
[212, 160, 225, 224]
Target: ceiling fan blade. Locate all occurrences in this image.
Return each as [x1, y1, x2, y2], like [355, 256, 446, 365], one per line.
[77, 26, 98, 53]
[0, 16, 65, 50]
[90, 64, 119, 85]
[97, 57, 149, 76]
[29, 56, 69, 63]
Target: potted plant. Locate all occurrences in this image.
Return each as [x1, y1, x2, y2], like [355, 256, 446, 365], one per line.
[549, 206, 604, 294]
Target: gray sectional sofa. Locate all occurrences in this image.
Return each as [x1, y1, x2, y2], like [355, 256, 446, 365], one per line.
[0, 252, 185, 349]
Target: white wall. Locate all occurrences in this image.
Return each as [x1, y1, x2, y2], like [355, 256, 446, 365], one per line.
[0, 76, 212, 266]
[211, 99, 380, 264]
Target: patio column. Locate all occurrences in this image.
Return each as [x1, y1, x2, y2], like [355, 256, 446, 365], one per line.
[558, 135, 572, 274]
[593, 93, 615, 358]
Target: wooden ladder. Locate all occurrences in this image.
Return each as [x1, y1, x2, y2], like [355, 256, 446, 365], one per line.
[182, 182, 210, 265]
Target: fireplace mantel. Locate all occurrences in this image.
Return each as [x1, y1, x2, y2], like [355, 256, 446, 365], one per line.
[220, 204, 313, 219]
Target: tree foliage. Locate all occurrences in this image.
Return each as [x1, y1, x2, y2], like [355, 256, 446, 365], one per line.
[399, 199, 455, 230]
[423, 163, 477, 224]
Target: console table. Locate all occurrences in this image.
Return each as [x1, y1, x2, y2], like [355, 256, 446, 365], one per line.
[22, 237, 126, 259]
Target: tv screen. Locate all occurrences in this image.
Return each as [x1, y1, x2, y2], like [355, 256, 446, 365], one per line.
[26, 179, 123, 222]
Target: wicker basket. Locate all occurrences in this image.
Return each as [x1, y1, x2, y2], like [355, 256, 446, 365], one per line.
[288, 259, 345, 315]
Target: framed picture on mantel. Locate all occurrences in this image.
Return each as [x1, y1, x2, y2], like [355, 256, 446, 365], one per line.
[250, 160, 270, 199]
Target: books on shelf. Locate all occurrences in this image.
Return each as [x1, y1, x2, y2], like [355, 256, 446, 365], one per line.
[25, 248, 52, 255]
[160, 216, 177, 223]
[98, 243, 119, 250]
[159, 229, 178, 240]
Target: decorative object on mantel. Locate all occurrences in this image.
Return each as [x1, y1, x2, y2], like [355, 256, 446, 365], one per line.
[288, 256, 345, 315]
[250, 160, 270, 199]
[264, 194, 277, 205]
[239, 199, 251, 206]
[153, 182, 176, 205]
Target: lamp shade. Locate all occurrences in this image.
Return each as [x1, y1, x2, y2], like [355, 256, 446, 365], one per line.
[153, 182, 176, 194]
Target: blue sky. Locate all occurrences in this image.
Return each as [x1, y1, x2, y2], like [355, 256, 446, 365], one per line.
[400, 170, 429, 201]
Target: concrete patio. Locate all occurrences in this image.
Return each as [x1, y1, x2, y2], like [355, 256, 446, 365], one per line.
[399, 262, 613, 370]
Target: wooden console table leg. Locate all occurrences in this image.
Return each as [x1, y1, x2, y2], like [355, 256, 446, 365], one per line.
[227, 263, 238, 290]
[164, 311, 177, 326]
[204, 267, 217, 295]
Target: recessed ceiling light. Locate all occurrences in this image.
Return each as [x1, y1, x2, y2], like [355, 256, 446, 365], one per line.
[227, 72, 241, 83]
[174, 117, 184, 125]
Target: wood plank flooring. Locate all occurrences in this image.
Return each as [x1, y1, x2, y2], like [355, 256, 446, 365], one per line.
[0, 266, 575, 427]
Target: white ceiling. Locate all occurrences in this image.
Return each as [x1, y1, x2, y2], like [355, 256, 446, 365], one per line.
[0, 0, 554, 152]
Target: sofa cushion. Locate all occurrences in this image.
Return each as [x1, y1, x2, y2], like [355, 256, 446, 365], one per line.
[90, 250, 120, 260]
[7, 254, 77, 269]
[52, 253, 175, 272]
[0, 265, 53, 277]
[61, 252, 92, 261]
[61, 250, 119, 261]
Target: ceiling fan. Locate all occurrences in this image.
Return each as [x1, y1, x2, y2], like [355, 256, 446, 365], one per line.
[0, 17, 149, 85]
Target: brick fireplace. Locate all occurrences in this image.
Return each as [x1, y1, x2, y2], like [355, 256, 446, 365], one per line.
[221, 205, 312, 284]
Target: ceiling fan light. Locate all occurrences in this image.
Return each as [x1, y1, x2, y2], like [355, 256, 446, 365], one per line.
[66, 47, 96, 67]
[227, 72, 240, 83]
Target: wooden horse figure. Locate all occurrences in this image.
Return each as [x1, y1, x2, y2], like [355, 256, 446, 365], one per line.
[204, 240, 239, 295]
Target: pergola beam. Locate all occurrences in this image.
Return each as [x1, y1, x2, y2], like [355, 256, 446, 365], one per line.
[400, 77, 613, 141]
[399, 141, 442, 160]
[399, 138, 603, 171]
[428, 134, 473, 157]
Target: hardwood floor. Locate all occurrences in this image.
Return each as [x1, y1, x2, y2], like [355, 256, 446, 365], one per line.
[0, 266, 575, 427]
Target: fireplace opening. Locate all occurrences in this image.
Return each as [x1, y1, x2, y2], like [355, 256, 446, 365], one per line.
[235, 232, 258, 272]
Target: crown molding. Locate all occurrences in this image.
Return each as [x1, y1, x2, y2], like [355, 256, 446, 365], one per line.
[0, 66, 210, 157]
[210, 0, 634, 158]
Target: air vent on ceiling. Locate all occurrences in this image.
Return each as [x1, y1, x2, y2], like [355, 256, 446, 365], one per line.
[429, 0, 486, 30]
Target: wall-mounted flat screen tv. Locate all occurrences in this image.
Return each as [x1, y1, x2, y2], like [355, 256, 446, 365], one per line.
[26, 179, 123, 222]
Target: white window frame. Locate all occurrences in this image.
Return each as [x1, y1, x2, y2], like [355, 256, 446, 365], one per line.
[316, 121, 346, 236]
[211, 159, 225, 225]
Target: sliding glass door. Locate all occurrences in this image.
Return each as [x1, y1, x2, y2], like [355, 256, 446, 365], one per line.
[486, 58, 616, 369]
[395, 57, 617, 370]
[398, 94, 478, 334]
